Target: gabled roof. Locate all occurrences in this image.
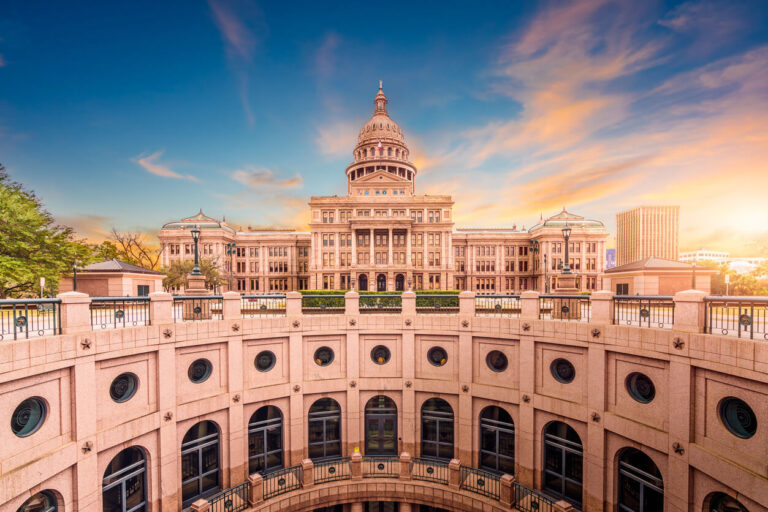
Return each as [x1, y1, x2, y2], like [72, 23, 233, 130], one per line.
[528, 208, 604, 232]
[353, 169, 410, 183]
[161, 209, 236, 233]
[606, 257, 711, 273]
[82, 259, 164, 275]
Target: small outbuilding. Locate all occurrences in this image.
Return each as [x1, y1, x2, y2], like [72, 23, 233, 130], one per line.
[59, 259, 164, 297]
[601, 257, 717, 295]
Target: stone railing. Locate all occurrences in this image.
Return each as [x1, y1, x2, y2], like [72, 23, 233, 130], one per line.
[188, 453, 574, 512]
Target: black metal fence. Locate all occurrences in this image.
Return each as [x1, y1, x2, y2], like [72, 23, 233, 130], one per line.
[539, 295, 591, 321]
[706, 297, 768, 340]
[514, 482, 556, 512]
[301, 295, 345, 314]
[172, 296, 223, 322]
[410, 457, 449, 484]
[475, 295, 521, 317]
[415, 294, 460, 314]
[262, 465, 302, 499]
[362, 456, 399, 478]
[613, 296, 675, 329]
[241, 295, 286, 317]
[90, 297, 150, 329]
[0, 299, 61, 341]
[359, 294, 402, 314]
[208, 481, 249, 512]
[459, 466, 501, 499]
[313, 457, 351, 484]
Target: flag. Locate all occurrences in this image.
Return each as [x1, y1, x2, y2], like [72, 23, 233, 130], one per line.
[377, 139, 382, 149]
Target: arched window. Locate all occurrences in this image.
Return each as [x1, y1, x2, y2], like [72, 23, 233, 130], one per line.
[102, 447, 147, 512]
[421, 398, 454, 461]
[707, 492, 749, 512]
[543, 422, 583, 507]
[387, 148, 392, 156]
[248, 406, 283, 474]
[479, 406, 515, 474]
[17, 491, 58, 512]
[365, 396, 398, 455]
[308, 398, 342, 460]
[396, 149, 400, 158]
[618, 448, 663, 512]
[181, 421, 220, 506]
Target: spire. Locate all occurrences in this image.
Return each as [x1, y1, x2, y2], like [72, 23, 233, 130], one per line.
[374, 81, 388, 116]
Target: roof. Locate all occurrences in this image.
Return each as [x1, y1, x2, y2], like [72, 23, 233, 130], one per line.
[81, 259, 164, 275]
[161, 209, 236, 234]
[528, 209, 604, 232]
[606, 257, 713, 273]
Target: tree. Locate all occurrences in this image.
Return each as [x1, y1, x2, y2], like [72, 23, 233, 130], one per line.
[109, 229, 162, 270]
[161, 258, 220, 292]
[90, 240, 121, 261]
[0, 164, 95, 298]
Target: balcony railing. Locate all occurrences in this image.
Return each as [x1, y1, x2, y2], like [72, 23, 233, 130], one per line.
[415, 294, 460, 314]
[172, 296, 223, 322]
[706, 297, 768, 340]
[538, 295, 591, 322]
[410, 457, 449, 484]
[208, 481, 249, 512]
[460, 466, 501, 499]
[613, 295, 674, 329]
[313, 457, 351, 484]
[0, 299, 61, 341]
[241, 295, 286, 317]
[362, 456, 399, 478]
[90, 297, 150, 329]
[301, 294, 345, 314]
[514, 482, 556, 512]
[359, 294, 402, 313]
[262, 465, 302, 499]
[475, 295, 521, 317]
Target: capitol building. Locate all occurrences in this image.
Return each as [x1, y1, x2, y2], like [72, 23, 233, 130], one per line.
[159, 86, 608, 294]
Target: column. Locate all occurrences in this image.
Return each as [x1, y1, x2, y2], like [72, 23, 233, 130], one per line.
[388, 227, 393, 266]
[351, 229, 357, 267]
[406, 227, 412, 269]
[369, 229, 374, 267]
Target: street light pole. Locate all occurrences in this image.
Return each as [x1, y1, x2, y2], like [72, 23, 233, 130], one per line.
[72, 263, 78, 292]
[226, 242, 237, 291]
[562, 224, 572, 274]
[544, 253, 549, 293]
[190, 225, 202, 276]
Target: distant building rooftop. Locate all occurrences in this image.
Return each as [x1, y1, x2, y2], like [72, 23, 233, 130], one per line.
[81, 259, 163, 275]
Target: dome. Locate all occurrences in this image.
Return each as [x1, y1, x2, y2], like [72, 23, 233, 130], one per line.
[354, 82, 409, 156]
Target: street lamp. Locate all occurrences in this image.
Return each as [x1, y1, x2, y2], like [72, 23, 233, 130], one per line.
[226, 242, 237, 291]
[562, 224, 572, 274]
[530, 240, 540, 291]
[190, 225, 202, 276]
[72, 263, 78, 292]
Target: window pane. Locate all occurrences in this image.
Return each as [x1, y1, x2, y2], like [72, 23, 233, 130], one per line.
[266, 427, 282, 450]
[249, 431, 265, 457]
[565, 452, 582, 482]
[202, 445, 219, 473]
[102, 485, 123, 512]
[182, 480, 199, 503]
[181, 453, 199, 480]
[545, 446, 562, 473]
[325, 419, 340, 441]
[564, 479, 582, 504]
[481, 429, 496, 452]
[201, 472, 219, 493]
[124, 475, 145, 510]
[422, 419, 437, 441]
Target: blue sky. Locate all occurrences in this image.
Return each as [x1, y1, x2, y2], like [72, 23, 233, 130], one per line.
[1, 0, 767, 254]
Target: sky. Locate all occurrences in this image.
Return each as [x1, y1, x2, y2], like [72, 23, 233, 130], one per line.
[1, 0, 767, 255]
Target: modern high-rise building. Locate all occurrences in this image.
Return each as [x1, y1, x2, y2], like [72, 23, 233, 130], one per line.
[616, 206, 679, 266]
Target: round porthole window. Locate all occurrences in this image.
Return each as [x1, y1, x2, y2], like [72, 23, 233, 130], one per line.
[371, 345, 391, 365]
[486, 350, 508, 372]
[188, 359, 213, 383]
[719, 397, 757, 439]
[427, 347, 448, 367]
[625, 372, 656, 403]
[11, 397, 47, 437]
[314, 347, 334, 366]
[550, 358, 575, 383]
[255, 351, 276, 372]
[110, 373, 138, 403]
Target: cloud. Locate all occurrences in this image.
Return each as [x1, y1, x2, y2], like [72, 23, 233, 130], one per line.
[314, 32, 340, 79]
[56, 214, 112, 242]
[315, 119, 361, 156]
[231, 166, 303, 188]
[131, 151, 200, 182]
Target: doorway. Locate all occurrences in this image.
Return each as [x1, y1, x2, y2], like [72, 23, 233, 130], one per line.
[377, 274, 387, 292]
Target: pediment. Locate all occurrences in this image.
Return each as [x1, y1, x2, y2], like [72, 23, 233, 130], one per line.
[354, 169, 409, 183]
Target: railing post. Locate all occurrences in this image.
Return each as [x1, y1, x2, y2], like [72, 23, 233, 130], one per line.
[459, 291, 476, 316]
[590, 290, 614, 324]
[58, 291, 92, 334]
[248, 473, 263, 506]
[499, 474, 515, 507]
[189, 498, 210, 512]
[301, 459, 315, 488]
[149, 291, 173, 325]
[448, 459, 461, 489]
[554, 500, 575, 512]
[351, 451, 363, 480]
[520, 290, 540, 319]
[222, 291, 242, 320]
[401, 291, 416, 317]
[345, 291, 359, 315]
[399, 452, 411, 480]
[286, 291, 302, 316]
[673, 290, 707, 333]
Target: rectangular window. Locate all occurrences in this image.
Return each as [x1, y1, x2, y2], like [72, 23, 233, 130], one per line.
[137, 285, 149, 296]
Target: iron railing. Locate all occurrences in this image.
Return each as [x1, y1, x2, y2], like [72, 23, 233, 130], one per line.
[475, 295, 521, 317]
[263, 465, 302, 499]
[459, 466, 501, 499]
[539, 295, 591, 321]
[362, 456, 399, 478]
[359, 294, 402, 314]
[90, 297, 150, 329]
[705, 297, 768, 340]
[313, 457, 351, 484]
[241, 295, 286, 317]
[208, 481, 249, 512]
[0, 299, 61, 341]
[415, 294, 460, 314]
[301, 295, 345, 314]
[514, 482, 556, 512]
[410, 457, 449, 484]
[613, 295, 674, 329]
[172, 296, 223, 322]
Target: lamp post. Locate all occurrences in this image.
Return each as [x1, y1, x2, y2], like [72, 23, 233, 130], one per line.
[407, 277, 413, 291]
[530, 240, 540, 291]
[562, 224, 572, 274]
[72, 263, 78, 292]
[544, 253, 549, 293]
[226, 242, 237, 291]
[190, 225, 202, 276]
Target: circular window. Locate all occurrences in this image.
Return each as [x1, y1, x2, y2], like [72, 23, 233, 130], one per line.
[486, 350, 508, 372]
[371, 345, 391, 365]
[719, 397, 757, 439]
[625, 372, 656, 403]
[255, 351, 276, 372]
[427, 347, 448, 367]
[550, 358, 575, 383]
[109, 373, 138, 403]
[314, 347, 334, 366]
[188, 359, 213, 383]
[11, 397, 47, 437]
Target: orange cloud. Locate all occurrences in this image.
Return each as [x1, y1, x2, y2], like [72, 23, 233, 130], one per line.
[131, 151, 200, 182]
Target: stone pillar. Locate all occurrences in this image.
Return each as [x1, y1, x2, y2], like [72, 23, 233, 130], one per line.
[222, 291, 242, 320]
[673, 290, 707, 333]
[520, 290, 540, 319]
[554, 500, 575, 512]
[351, 451, 363, 480]
[500, 474, 515, 507]
[666, 356, 693, 512]
[149, 291, 173, 325]
[448, 459, 461, 489]
[459, 291, 476, 316]
[248, 473, 264, 506]
[58, 291, 91, 334]
[285, 291, 302, 316]
[369, 229, 374, 267]
[351, 229, 357, 267]
[406, 228, 412, 268]
[590, 290, 614, 324]
[301, 459, 314, 488]
[388, 227, 393, 267]
[190, 499, 210, 512]
[401, 291, 416, 317]
[72, 343, 99, 512]
[345, 291, 359, 315]
[399, 452, 412, 480]
[517, 291, 537, 487]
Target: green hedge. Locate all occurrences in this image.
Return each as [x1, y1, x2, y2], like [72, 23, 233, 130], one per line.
[297, 290, 461, 309]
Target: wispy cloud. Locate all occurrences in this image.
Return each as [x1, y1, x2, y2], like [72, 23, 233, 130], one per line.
[315, 119, 361, 156]
[131, 151, 200, 182]
[231, 166, 303, 188]
[56, 214, 112, 241]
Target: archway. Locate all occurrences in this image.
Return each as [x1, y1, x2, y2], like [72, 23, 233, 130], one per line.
[395, 274, 405, 291]
[479, 406, 515, 474]
[421, 398, 454, 460]
[181, 421, 220, 507]
[377, 274, 387, 292]
[248, 406, 283, 475]
[103, 447, 147, 512]
[358, 274, 368, 291]
[543, 421, 583, 507]
[705, 492, 749, 512]
[17, 491, 59, 512]
[308, 398, 342, 461]
[617, 448, 663, 512]
[365, 396, 398, 455]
